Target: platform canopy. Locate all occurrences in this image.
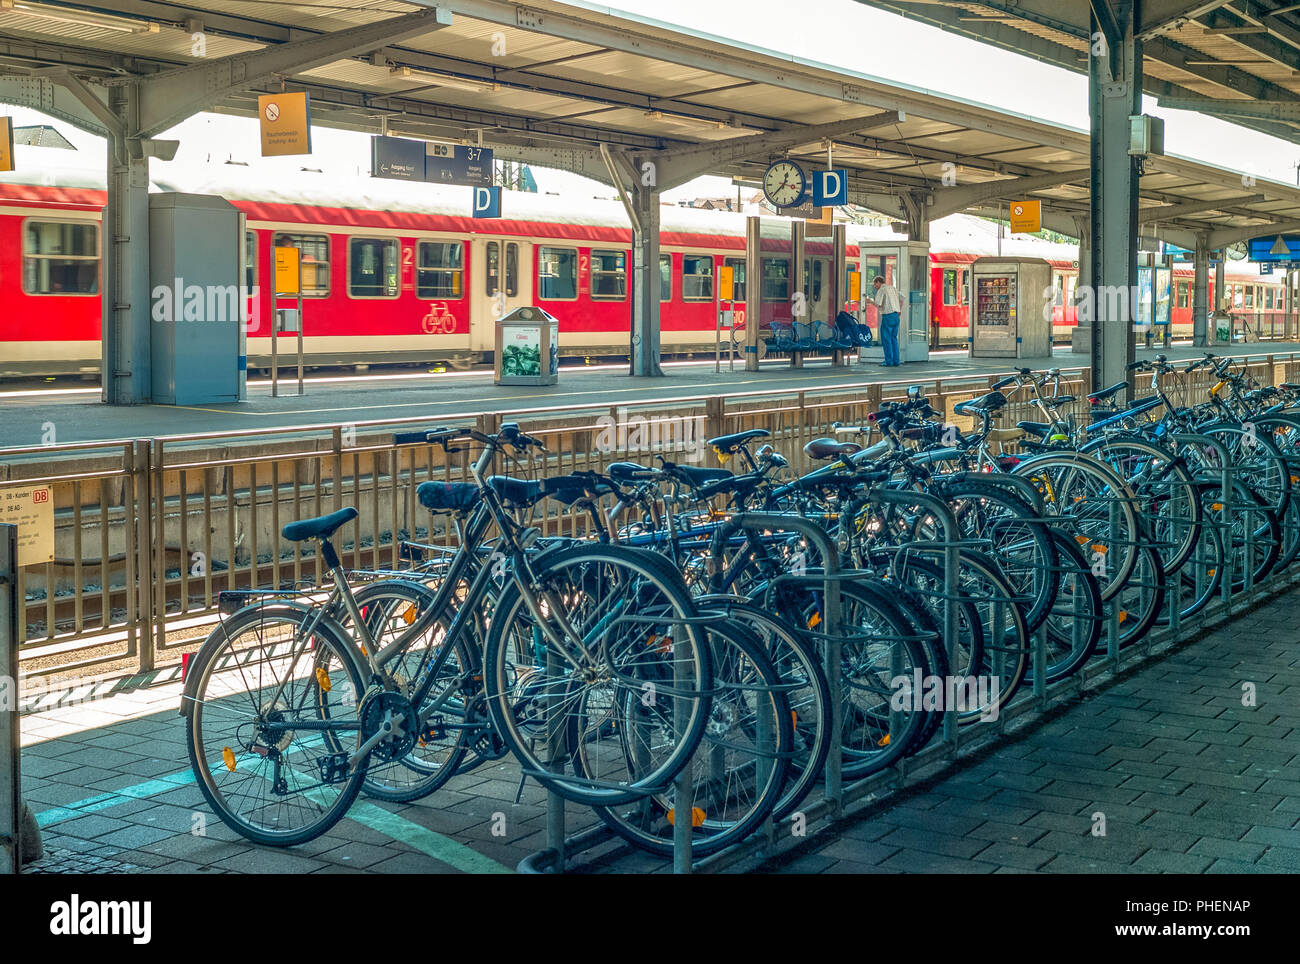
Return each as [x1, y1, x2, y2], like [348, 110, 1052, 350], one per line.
[857, 1, 1300, 146]
[0, 0, 1294, 250]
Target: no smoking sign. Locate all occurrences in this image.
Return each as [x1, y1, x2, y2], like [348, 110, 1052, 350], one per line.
[264, 102, 280, 122]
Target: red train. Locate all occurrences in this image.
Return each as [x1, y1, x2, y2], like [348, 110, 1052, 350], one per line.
[0, 151, 1288, 376]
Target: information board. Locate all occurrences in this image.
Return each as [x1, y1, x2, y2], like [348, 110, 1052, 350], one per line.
[0, 485, 53, 567]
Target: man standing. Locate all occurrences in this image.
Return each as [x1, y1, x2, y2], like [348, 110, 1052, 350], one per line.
[872, 275, 902, 366]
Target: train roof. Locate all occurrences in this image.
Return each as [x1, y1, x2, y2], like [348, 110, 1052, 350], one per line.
[0, 144, 1283, 278]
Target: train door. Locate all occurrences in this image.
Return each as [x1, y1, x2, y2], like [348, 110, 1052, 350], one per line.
[803, 257, 832, 331]
[472, 238, 533, 352]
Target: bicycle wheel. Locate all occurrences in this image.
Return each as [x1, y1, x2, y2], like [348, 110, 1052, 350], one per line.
[695, 596, 832, 822]
[1081, 434, 1202, 573]
[184, 603, 369, 847]
[483, 543, 713, 807]
[1155, 523, 1223, 625]
[890, 548, 1030, 725]
[1012, 452, 1141, 601]
[343, 579, 476, 802]
[587, 620, 792, 857]
[1110, 544, 1166, 649]
[1028, 529, 1103, 685]
[935, 479, 1059, 633]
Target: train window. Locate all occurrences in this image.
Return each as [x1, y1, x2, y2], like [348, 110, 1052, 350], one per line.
[245, 231, 256, 291]
[960, 269, 971, 305]
[659, 255, 672, 302]
[1176, 280, 1189, 309]
[348, 237, 398, 298]
[761, 257, 790, 302]
[590, 249, 627, 300]
[505, 243, 519, 297]
[485, 241, 500, 296]
[23, 220, 99, 295]
[272, 232, 330, 296]
[416, 241, 463, 298]
[1244, 286, 1254, 309]
[1266, 287, 1275, 310]
[538, 246, 578, 300]
[724, 258, 746, 301]
[682, 255, 713, 301]
[943, 269, 960, 306]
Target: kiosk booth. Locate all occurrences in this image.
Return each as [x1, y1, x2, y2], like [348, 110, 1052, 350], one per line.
[969, 256, 1053, 358]
[857, 240, 930, 363]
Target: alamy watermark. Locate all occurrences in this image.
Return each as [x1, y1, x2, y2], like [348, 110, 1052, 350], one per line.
[890, 670, 1001, 722]
[594, 406, 706, 462]
[151, 277, 260, 330]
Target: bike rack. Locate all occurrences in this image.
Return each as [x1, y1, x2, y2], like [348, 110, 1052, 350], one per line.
[518, 444, 1300, 874]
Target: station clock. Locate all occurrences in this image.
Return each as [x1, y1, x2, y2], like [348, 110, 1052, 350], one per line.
[762, 159, 808, 208]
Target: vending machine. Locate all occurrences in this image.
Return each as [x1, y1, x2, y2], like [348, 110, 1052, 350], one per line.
[969, 257, 1053, 358]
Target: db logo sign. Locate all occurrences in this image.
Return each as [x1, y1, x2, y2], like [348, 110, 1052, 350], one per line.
[33, 489, 49, 503]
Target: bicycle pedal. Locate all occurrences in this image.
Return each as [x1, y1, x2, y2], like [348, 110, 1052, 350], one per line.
[418, 717, 447, 743]
[317, 752, 351, 785]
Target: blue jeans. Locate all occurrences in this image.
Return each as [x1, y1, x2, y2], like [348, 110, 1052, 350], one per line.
[881, 312, 901, 366]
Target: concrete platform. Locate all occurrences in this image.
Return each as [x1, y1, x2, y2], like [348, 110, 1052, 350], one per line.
[5, 342, 1300, 448]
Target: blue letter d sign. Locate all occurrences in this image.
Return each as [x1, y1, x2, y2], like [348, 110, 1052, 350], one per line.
[473, 186, 502, 218]
[812, 170, 847, 207]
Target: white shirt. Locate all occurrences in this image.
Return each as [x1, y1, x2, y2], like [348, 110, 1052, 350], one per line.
[873, 282, 901, 315]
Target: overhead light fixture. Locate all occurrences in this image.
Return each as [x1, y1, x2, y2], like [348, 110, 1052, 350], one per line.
[389, 64, 499, 93]
[643, 109, 727, 130]
[1271, 235, 1290, 256]
[7, 2, 158, 33]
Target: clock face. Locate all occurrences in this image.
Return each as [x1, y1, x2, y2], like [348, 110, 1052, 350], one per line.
[763, 160, 807, 208]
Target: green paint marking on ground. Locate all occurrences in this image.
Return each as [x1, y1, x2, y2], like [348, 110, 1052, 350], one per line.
[348, 801, 513, 874]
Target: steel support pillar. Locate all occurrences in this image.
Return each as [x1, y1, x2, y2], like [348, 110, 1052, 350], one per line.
[1215, 257, 1226, 339]
[1089, 2, 1140, 399]
[744, 216, 761, 373]
[1193, 234, 1210, 347]
[791, 220, 806, 367]
[630, 185, 663, 376]
[102, 86, 153, 405]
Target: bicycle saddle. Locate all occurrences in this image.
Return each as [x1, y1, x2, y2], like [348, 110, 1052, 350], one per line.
[543, 473, 613, 504]
[1016, 421, 1052, 439]
[804, 437, 863, 460]
[666, 463, 733, 488]
[707, 429, 770, 453]
[607, 461, 657, 483]
[1045, 395, 1076, 408]
[281, 506, 359, 542]
[488, 475, 545, 507]
[954, 390, 1006, 415]
[417, 481, 479, 514]
[1087, 381, 1128, 404]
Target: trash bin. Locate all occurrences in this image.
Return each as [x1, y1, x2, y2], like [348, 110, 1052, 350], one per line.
[1211, 309, 1234, 345]
[495, 307, 559, 386]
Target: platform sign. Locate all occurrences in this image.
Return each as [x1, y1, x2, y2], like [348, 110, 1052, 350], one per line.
[258, 92, 312, 157]
[1261, 262, 1274, 275]
[806, 205, 833, 238]
[1009, 200, 1041, 234]
[274, 246, 300, 294]
[0, 117, 13, 172]
[370, 135, 425, 181]
[473, 186, 502, 218]
[719, 265, 734, 302]
[1, 484, 53, 567]
[1249, 235, 1300, 262]
[812, 169, 848, 207]
[426, 143, 493, 186]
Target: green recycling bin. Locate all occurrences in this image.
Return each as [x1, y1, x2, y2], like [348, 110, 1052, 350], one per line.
[495, 306, 559, 386]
